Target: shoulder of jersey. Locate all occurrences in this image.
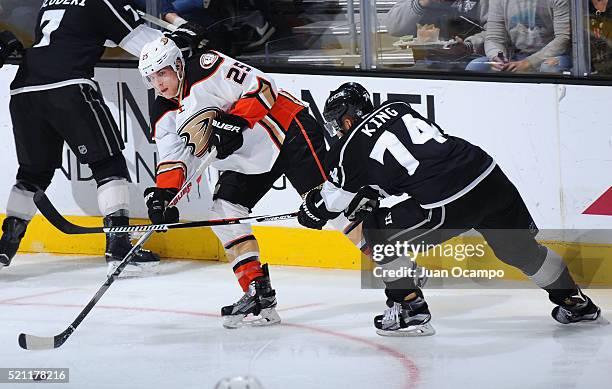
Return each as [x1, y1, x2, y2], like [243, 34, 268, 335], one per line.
[150, 95, 180, 131]
[185, 50, 226, 83]
[376, 100, 412, 116]
[357, 100, 413, 131]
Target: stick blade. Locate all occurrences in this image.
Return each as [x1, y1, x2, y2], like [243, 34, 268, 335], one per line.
[33, 191, 99, 234]
[18, 333, 57, 350]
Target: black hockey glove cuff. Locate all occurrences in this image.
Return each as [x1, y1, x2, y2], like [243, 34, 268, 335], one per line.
[344, 187, 380, 223]
[0, 31, 23, 67]
[211, 112, 248, 159]
[165, 22, 208, 58]
[298, 189, 341, 230]
[144, 187, 180, 225]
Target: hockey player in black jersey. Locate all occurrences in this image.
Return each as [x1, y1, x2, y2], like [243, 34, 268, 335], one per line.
[0, 0, 204, 276]
[297, 82, 602, 336]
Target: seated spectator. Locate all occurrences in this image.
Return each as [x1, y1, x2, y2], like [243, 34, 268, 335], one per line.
[466, 0, 571, 73]
[385, 0, 489, 58]
[589, 0, 612, 75]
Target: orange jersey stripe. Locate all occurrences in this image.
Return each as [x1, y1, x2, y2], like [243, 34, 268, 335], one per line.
[295, 116, 327, 185]
[230, 77, 276, 128]
[156, 162, 186, 189]
[269, 94, 305, 130]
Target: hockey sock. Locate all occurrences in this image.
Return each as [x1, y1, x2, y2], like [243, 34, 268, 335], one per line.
[226, 234, 264, 291]
[97, 179, 129, 216]
[234, 259, 265, 291]
[6, 184, 37, 221]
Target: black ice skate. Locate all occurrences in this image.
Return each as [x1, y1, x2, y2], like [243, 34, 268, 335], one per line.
[104, 215, 160, 277]
[551, 289, 602, 324]
[0, 216, 28, 267]
[221, 264, 281, 329]
[374, 295, 435, 337]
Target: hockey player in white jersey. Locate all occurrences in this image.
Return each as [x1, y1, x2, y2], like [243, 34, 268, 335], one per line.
[297, 82, 602, 336]
[138, 37, 327, 328]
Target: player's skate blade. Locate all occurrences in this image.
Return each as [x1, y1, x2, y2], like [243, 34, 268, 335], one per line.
[376, 322, 435, 337]
[222, 307, 281, 329]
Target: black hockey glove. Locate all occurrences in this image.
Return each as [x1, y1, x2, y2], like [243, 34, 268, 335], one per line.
[211, 112, 249, 159]
[344, 187, 380, 223]
[165, 22, 208, 58]
[144, 187, 180, 225]
[0, 31, 23, 68]
[298, 189, 341, 230]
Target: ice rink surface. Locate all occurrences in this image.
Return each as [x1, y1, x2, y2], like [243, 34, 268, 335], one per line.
[1, 254, 611, 389]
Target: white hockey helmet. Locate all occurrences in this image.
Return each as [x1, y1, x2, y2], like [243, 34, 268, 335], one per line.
[138, 36, 184, 90]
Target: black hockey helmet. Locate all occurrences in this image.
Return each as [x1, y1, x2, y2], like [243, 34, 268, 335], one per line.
[323, 82, 374, 138]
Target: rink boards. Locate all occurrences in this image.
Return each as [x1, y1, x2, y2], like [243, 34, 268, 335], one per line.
[0, 65, 610, 282]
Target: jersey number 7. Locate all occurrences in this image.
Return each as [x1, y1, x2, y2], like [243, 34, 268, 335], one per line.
[33, 10, 66, 48]
[369, 116, 446, 176]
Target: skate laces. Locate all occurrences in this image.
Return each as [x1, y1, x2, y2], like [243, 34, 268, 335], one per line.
[382, 303, 402, 327]
[233, 283, 257, 306]
[563, 291, 588, 311]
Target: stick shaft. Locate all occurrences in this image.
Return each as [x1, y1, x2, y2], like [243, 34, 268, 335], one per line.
[136, 10, 177, 32]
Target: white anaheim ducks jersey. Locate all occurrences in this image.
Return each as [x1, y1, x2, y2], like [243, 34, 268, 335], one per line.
[150, 50, 291, 189]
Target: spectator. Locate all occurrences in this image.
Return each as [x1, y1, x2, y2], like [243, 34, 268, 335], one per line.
[589, 0, 612, 75]
[466, 0, 571, 73]
[385, 0, 489, 57]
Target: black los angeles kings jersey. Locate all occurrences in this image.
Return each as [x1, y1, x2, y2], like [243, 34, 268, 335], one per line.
[10, 0, 160, 93]
[320, 101, 495, 212]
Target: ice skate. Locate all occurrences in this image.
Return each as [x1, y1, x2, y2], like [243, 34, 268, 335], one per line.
[374, 296, 435, 337]
[221, 264, 281, 329]
[551, 289, 602, 324]
[104, 215, 160, 277]
[0, 216, 28, 267]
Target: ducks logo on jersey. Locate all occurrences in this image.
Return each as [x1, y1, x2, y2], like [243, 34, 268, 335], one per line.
[178, 107, 219, 157]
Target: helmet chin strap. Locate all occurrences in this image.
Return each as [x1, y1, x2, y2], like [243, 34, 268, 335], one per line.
[175, 61, 186, 103]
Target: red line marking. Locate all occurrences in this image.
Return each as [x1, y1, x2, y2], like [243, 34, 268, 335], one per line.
[283, 322, 420, 389]
[0, 288, 81, 303]
[277, 302, 323, 312]
[1, 301, 419, 387]
[0, 301, 220, 317]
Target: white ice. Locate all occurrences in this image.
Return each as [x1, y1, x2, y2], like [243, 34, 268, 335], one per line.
[1, 254, 611, 389]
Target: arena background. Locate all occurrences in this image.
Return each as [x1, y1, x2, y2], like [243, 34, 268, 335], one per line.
[0, 65, 610, 283]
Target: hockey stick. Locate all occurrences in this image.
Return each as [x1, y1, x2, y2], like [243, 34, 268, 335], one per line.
[18, 150, 217, 350]
[32, 190, 297, 235]
[136, 10, 177, 32]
